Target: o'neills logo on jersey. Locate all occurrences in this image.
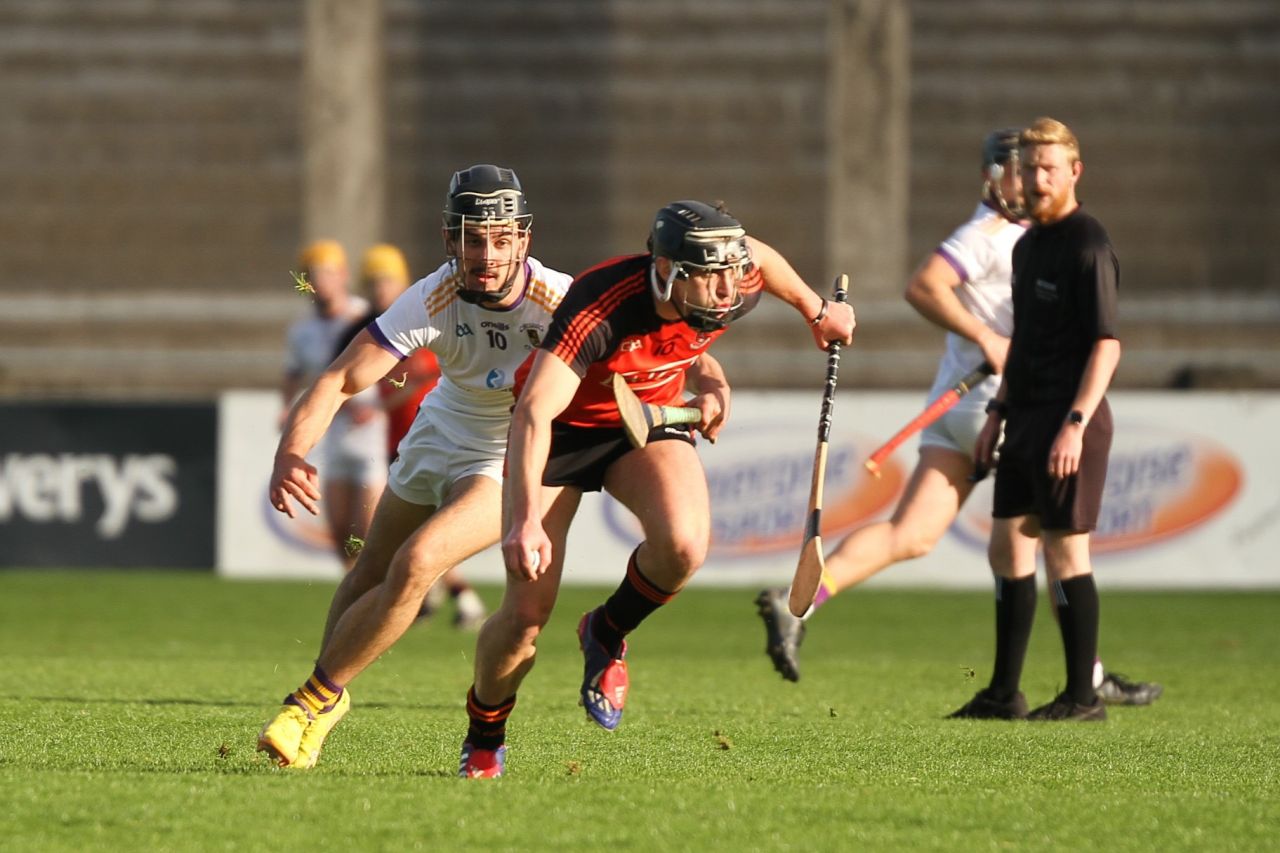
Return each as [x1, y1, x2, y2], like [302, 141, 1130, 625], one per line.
[600, 423, 907, 556]
[951, 425, 1243, 554]
[619, 338, 642, 352]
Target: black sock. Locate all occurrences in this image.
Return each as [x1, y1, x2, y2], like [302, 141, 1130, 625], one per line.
[591, 547, 675, 656]
[465, 686, 516, 750]
[1052, 575, 1100, 705]
[989, 575, 1037, 700]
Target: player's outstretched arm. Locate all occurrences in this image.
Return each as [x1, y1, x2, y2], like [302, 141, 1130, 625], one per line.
[271, 330, 400, 517]
[746, 236, 855, 350]
[501, 351, 580, 580]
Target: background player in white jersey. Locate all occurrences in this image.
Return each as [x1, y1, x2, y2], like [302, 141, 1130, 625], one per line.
[755, 129, 1162, 707]
[283, 240, 388, 571]
[256, 165, 574, 769]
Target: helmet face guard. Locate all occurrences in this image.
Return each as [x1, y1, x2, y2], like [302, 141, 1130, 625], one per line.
[981, 128, 1025, 220]
[648, 201, 751, 332]
[442, 165, 532, 305]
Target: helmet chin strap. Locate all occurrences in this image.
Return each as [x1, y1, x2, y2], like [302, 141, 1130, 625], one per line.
[675, 302, 730, 333]
[649, 260, 679, 303]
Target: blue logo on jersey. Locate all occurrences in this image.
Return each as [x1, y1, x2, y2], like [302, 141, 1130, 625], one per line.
[486, 368, 505, 389]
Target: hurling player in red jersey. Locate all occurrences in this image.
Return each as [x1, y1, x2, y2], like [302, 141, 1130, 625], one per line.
[457, 200, 855, 777]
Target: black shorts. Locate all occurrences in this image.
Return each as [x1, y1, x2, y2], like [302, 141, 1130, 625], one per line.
[543, 421, 696, 493]
[993, 398, 1113, 531]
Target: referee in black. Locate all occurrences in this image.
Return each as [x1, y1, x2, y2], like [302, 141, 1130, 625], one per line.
[950, 117, 1122, 722]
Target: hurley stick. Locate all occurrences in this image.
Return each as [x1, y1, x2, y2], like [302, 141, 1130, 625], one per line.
[863, 362, 995, 477]
[788, 274, 849, 618]
[613, 372, 702, 449]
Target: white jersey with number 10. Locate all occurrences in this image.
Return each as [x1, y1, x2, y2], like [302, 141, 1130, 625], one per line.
[373, 257, 573, 420]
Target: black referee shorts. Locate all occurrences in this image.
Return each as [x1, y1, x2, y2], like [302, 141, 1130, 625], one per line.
[543, 420, 695, 493]
[993, 398, 1113, 532]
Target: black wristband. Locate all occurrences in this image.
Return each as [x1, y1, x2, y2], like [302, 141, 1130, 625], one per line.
[985, 399, 1007, 417]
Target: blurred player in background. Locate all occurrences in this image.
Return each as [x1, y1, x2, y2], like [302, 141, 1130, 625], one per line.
[257, 165, 573, 769]
[335, 243, 486, 629]
[283, 239, 387, 571]
[755, 127, 1161, 709]
[458, 200, 856, 778]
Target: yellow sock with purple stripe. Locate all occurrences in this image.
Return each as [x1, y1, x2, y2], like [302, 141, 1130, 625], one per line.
[593, 547, 675, 655]
[284, 666, 344, 719]
[811, 572, 839, 611]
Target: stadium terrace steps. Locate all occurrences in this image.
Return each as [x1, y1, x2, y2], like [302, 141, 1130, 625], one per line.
[0, 294, 300, 399]
[0, 2, 301, 299]
[1, 1, 1277, 397]
[1, 294, 1275, 400]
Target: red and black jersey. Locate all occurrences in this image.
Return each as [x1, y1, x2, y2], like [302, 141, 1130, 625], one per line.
[514, 253, 764, 428]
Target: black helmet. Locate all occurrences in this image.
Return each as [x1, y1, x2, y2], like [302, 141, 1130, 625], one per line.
[442, 164, 531, 232]
[442, 164, 531, 305]
[982, 128, 1021, 175]
[648, 200, 749, 270]
[981, 128, 1025, 219]
[648, 200, 750, 332]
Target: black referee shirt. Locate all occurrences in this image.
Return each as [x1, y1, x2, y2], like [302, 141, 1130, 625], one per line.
[1005, 206, 1120, 405]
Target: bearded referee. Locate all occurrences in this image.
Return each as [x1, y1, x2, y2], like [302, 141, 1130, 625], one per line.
[952, 117, 1123, 722]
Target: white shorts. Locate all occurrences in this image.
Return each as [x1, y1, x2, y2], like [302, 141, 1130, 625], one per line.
[918, 372, 1001, 458]
[321, 410, 389, 486]
[387, 400, 508, 507]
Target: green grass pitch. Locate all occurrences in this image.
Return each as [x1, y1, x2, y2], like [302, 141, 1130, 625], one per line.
[2, 570, 1277, 851]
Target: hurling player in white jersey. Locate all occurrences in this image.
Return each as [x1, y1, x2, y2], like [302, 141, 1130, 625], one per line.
[755, 129, 1162, 708]
[256, 165, 574, 769]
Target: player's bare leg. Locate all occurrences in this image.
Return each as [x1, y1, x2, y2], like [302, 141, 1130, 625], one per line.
[320, 489, 433, 646]
[472, 485, 579, 704]
[258, 487, 426, 768]
[757, 446, 974, 681]
[570, 440, 711, 729]
[826, 446, 975, 591]
[317, 475, 502, 684]
[258, 477, 499, 769]
[462, 485, 578, 777]
[604, 440, 711, 592]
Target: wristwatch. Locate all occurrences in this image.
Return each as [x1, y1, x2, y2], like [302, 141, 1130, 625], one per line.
[1067, 409, 1086, 426]
[984, 399, 1007, 417]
